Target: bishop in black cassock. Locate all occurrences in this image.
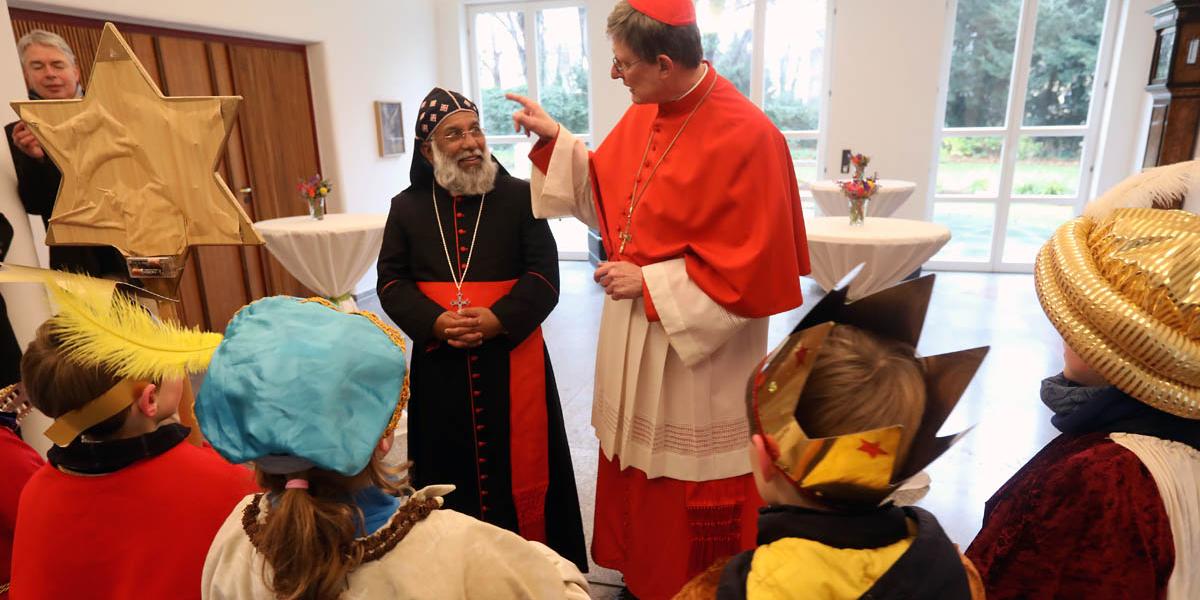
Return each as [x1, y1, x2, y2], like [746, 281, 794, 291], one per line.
[376, 88, 587, 572]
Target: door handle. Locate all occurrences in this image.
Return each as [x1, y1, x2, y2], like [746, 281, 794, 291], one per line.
[238, 187, 252, 195]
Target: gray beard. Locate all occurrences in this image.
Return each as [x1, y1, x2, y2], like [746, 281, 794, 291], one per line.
[430, 144, 498, 197]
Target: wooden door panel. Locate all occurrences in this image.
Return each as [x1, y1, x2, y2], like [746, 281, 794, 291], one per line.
[208, 42, 268, 300]
[156, 35, 252, 332]
[229, 44, 318, 297]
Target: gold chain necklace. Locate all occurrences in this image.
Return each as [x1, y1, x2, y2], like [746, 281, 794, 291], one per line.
[616, 73, 719, 258]
[432, 186, 486, 312]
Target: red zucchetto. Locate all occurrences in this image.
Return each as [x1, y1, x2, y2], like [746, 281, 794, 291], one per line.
[628, 0, 697, 26]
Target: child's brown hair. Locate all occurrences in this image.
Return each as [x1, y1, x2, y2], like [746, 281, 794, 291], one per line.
[795, 324, 927, 466]
[249, 457, 409, 600]
[20, 321, 130, 439]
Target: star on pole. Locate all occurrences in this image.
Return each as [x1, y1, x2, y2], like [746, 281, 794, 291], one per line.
[11, 22, 263, 258]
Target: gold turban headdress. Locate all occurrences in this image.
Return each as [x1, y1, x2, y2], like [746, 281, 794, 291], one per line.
[747, 271, 988, 508]
[1034, 207, 1200, 419]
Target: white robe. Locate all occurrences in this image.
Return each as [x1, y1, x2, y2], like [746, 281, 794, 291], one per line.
[531, 126, 767, 481]
[201, 485, 590, 600]
[1111, 433, 1200, 600]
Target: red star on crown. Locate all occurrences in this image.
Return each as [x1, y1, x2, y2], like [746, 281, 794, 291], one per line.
[857, 439, 888, 459]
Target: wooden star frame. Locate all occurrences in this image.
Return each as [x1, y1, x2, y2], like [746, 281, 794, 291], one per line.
[11, 23, 265, 446]
[11, 22, 263, 260]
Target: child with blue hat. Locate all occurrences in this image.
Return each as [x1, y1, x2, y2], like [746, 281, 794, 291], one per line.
[197, 296, 588, 600]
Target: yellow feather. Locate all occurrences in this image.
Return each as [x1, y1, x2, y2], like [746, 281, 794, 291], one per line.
[0, 263, 222, 380]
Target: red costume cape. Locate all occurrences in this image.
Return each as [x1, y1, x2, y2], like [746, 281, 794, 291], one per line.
[0, 429, 42, 599]
[10, 442, 256, 600]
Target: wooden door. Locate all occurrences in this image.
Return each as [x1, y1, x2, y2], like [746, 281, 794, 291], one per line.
[9, 10, 319, 330]
[227, 44, 321, 299]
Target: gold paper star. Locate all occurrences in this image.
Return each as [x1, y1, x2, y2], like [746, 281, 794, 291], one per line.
[11, 23, 263, 257]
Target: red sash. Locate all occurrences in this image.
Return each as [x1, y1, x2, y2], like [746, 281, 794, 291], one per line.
[416, 280, 549, 542]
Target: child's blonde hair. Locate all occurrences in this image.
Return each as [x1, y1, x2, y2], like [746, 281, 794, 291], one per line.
[795, 324, 927, 466]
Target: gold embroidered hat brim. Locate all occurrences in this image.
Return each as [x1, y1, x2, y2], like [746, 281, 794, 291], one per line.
[1034, 208, 1200, 419]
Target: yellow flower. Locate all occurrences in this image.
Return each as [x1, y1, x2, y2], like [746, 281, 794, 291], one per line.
[318, 187, 328, 195]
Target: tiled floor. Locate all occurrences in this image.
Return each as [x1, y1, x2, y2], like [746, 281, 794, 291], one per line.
[363, 262, 1064, 598]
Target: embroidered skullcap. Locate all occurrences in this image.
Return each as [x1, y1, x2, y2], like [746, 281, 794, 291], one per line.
[196, 296, 409, 476]
[627, 0, 696, 26]
[415, 87, 479, 142]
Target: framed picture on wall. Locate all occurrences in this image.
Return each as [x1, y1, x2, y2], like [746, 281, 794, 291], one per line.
[375, 101, 404, 157]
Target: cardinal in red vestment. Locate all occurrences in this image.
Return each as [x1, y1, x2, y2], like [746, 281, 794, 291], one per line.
[510, 1, 810, 596]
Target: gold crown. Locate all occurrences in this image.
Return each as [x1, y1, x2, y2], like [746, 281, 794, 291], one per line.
[747, 271, 988, 508]
[1035, 208, 1200, 418]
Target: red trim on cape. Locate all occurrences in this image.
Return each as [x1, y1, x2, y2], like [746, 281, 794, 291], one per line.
[417, 280, 550, 543]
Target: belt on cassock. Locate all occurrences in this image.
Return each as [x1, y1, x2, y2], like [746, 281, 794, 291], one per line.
[416, 280, 549, 542]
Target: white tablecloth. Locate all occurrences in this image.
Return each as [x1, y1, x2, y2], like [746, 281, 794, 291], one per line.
[253, 214, 388, 311]
[806, 217, 951, 300]
[811, 179, 917, 218]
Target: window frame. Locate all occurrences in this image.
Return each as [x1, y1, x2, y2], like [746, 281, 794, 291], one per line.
[927, 0, 1122, 273]
[741, 0, 833, 193]
[466, 0, 594, 154]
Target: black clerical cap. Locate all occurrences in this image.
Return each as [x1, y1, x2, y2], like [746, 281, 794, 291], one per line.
[415, 88, 479, 142]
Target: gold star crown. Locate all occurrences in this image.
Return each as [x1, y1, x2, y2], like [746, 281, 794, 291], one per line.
[747, 271, 988, 508]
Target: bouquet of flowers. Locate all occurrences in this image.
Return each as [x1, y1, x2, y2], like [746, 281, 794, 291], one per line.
[838, 152, 877, 225]
[837, 177, 879, 200]
[298, 174, 332, 220]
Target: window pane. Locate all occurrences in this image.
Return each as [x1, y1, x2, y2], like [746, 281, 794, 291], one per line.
[695, 0, 754, 97]
[1022, 0, 1106, 126]
[489, 140, 533, 180]
[787, 138, 818, 186]
[936, 136, 1003, 196]
[1002, 203, 1074, 263]
[537, 7, 590, 135]
[944, 0, 1021, 127]
[1013, 136, 1083, 196]
[475, 12, 529, 135]
[763, 0, 826, 131]
[932, 202, 995, 262]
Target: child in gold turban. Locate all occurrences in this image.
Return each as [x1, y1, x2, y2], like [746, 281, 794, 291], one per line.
[967, 207, 1200, 599]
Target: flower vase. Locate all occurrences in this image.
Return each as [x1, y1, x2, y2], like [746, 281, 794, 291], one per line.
[308, 196, 327, 220]
[847, 196, 867, 226]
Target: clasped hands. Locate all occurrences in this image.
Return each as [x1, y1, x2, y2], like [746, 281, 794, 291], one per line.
[595, 261, 643, 300]
[434, 307, 504, 349]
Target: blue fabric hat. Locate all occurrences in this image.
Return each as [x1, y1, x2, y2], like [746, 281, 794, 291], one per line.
[196, 297, 407, 476]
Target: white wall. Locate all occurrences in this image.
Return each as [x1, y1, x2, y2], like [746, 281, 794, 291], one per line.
[6, 0, 439, 294]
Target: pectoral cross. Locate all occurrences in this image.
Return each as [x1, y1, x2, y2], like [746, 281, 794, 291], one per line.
[451, 290, 470, 313]
[617, 228, 633, 256]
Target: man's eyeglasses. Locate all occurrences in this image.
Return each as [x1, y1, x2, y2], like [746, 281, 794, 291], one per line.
[441, 125, 486, 143]
[612, 56, 642, 75]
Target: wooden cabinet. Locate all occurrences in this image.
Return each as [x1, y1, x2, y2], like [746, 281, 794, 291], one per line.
[1144, 1, 1200, 167]
[9, 9, 319, 331]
